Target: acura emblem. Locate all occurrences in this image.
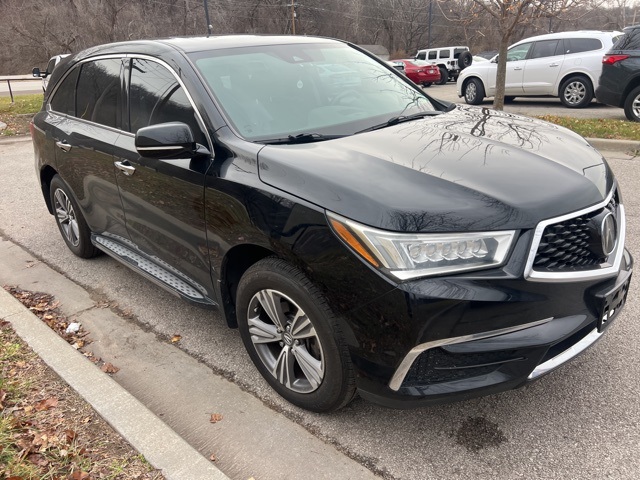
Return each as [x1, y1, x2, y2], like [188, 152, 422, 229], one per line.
[600, 212, 617, 256]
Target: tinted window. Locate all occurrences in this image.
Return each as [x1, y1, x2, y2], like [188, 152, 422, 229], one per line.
[428, 51, 437, 60]
[439, 50, 450, 59]
[565, 38, 602, 54]
[129, 59, 207, 145]
[530, 40, 561, 59]
[46, 57, 57, 75]
[612, 29, 640, 51]
[50, 67, 79, 116]
[76, 59, 122, 128]
[417, 52, 426, 60]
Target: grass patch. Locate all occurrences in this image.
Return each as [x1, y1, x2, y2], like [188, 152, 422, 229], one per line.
[0, 94, 43, 137]
[537, 115, 640, 141]
[0, 94, 43, 115]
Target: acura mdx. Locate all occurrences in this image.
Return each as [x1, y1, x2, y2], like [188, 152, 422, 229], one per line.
[31, 36, 632, 412]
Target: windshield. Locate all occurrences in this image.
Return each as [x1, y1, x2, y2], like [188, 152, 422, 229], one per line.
[190, 42, 435, 141]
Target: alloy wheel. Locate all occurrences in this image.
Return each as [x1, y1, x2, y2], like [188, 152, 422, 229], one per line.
[465, 82, 477, 103]
[53, 188, 80, 247]
[247, 289, 325, 393]
[563, 81, 586, 106]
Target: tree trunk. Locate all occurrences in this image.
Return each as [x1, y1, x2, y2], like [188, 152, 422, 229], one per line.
[492, 33, 510, 111]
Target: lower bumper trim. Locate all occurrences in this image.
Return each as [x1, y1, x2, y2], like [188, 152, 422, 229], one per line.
[527, 328, 601, 380]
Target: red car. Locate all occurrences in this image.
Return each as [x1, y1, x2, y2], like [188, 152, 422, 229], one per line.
[397, 59, 440, 87]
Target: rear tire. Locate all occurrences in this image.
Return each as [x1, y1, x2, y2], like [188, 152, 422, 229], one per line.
[49, 175, 99, 258]
[464, 78, 485, 105]
[236, 257, 356, 412]
[422, 82, 432, 88]
[623, 85, 640, 122]
[437, 67, 448, 85]
[559, 76, 593, 108]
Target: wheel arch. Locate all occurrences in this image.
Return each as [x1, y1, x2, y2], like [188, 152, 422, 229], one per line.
[621, 76, 640, 108]
[40, 165, 58, 214]
[556, 71, 594, 97]
[219, 243, 276, 328]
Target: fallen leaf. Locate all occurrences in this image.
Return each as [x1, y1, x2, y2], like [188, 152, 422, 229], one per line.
[71, 471, 89, 480]
[101, 363, 119, 374]
[171, 334, 182, 343]
[35, 397, 58, 411]
[210, 413, 223, 423]
[209, 453, 217, 461]
[0, 389, 6, 408]
[65, 429, 77, 443]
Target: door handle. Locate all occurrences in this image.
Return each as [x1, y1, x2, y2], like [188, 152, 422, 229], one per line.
[549, 63, 560, 67]
[513, 67, 523, 71]
[114, 160, 136, 176]
[55, 140, 72, 152]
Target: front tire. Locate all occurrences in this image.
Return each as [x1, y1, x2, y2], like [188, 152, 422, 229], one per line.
[464, 78, 485, 105]
[624, 85, 640, 122]
[559, 76, 593, 108]
[49, 175, 99, 258]
[236, 258, 356, 412]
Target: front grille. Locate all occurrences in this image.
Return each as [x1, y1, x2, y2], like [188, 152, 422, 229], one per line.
[533, 194, 618, 272]
[402, 348, 525, 387]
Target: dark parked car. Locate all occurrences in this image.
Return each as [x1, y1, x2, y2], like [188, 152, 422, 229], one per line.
[596, 25, 640, 121]
[32, 35, 632, 412]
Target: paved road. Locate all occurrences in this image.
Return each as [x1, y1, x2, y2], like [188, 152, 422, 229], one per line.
[426, 82, 628, 120]
[1, 137, 639, 479]
[0, 79, 43, 97]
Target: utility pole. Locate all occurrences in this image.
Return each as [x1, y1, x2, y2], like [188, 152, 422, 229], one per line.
[290, 0, 296, 35]
[203, 0, 212, 36]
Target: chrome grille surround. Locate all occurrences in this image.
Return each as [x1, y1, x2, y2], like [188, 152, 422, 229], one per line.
[524, 187, 625, 283]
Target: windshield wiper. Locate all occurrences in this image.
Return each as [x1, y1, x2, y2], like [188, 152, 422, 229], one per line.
[355, 111, 442, 134]
[260, 133, 345, 145]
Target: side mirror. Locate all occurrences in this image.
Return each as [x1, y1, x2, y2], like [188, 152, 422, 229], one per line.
[32, 67, 42, 78]
[491, 56, 498, 64]
[135, 122, 198, 159]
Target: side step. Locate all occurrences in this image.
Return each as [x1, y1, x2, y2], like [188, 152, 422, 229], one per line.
[92, 234, 216, 307]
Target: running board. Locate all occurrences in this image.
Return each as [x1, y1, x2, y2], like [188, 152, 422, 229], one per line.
[92, 234, 216, 307]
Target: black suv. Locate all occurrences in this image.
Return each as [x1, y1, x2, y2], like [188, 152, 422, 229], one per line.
[596, 25, 640, 121]
[32, 36, 632, 412]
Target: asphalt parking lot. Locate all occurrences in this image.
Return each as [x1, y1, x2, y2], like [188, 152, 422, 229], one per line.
[1, 136, 639, 479]
[426, 81, 628, 120]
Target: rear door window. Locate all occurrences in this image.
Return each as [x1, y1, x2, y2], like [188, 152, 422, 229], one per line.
[439, 50, 450, 59]
[428, 51, 437, 60]
[529, 40, 561, 59]
[76, 59, 122, 129]
[50, 67, 79, 116]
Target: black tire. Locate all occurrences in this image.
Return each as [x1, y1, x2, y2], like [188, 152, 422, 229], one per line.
[422, 82, 432, 88]
[458, 51, 473, 70]
[559, 75, 593, 108]
[437, 66, 448, 85]
[463, 78, 485, 105]
[49, 175, 100, 258]
[504, 96, 516, 104]
[623, 85, 640, 122]
[236, 257, 356, 412]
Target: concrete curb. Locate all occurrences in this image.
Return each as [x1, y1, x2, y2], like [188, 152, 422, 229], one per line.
[0, 287, 229, 480]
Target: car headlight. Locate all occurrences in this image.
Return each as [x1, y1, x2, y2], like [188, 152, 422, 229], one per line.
[327, 212, 515, 280]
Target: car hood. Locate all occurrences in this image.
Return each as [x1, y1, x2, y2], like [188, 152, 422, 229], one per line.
[257, 105, 612, 232]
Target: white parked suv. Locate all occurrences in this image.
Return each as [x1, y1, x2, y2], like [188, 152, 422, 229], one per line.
[415, 46, 470, 85]
[457, 31, 622, 108]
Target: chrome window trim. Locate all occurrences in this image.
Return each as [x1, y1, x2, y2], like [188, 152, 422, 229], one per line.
[388, 317, 553, 391]
[523, 187, 626, 283]
[527, 327, 602, 380]
[46, 53, 213, 150]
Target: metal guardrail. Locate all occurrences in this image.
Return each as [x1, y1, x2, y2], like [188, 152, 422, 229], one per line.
[0, 75, 38, 103]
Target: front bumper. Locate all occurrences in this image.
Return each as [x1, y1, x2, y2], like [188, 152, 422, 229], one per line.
[348, 248, 633, 408]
